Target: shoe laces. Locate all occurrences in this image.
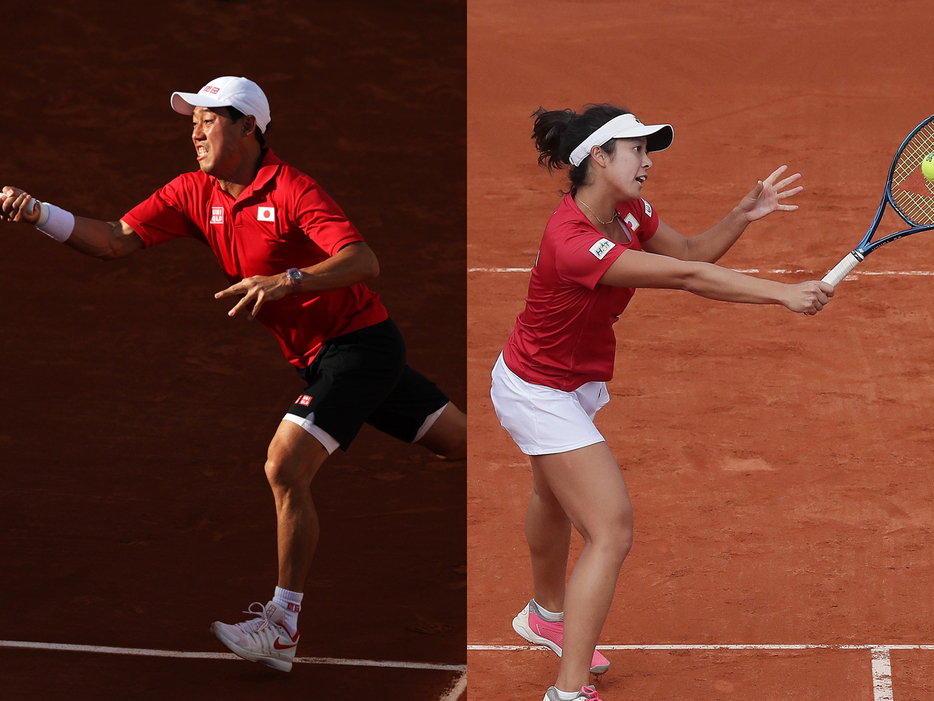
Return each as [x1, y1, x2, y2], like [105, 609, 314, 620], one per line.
[579, 686, 602, 701]
[237, 602, 275, 635]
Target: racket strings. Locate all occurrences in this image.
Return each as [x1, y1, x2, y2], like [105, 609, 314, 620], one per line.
[891, 120, 934, 225]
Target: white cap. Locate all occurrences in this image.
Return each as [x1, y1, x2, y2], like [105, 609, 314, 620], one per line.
[171, 76, 271, 133]
[569, 113, 673, 167]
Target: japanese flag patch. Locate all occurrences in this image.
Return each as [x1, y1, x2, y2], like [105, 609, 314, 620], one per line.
[589, 238, 616, 260]
[258, 206, 275, 223]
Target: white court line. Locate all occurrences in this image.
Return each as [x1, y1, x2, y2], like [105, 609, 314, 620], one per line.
[471, 643, 933, 701]
[468, 267, 934, 276]
[469, 267, 533, 273]
[469, 643, 934, 651]
[0, 639, 465, 672]
[439, 671, 467, 701]
[872, 647, 894, 701]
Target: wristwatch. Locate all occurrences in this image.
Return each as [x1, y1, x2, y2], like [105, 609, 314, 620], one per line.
[286, 267, 303, 295]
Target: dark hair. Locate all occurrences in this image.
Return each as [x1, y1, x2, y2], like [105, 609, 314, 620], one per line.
[221, 105, 267, 148]
[531, 104, 630, 195]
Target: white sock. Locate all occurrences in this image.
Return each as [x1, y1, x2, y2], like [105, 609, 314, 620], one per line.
[533, 599, 564, 622]
[273, 586, 303, 632]
[554, 689, 581, 701]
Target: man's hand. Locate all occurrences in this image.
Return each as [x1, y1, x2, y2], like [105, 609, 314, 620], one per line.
[215, 274, 291, 320]
[1, 187, 42, 224]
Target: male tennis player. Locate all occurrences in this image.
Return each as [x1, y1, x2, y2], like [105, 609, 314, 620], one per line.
[1, 76, 466, 672]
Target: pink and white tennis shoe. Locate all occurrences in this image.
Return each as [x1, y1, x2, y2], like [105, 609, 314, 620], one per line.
[542, 684, 603, 701]
[512, 599, 611, 675]
[211, 601, 300, 672]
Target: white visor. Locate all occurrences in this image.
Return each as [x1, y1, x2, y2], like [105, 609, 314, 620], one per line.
[569, 113, 673, 167]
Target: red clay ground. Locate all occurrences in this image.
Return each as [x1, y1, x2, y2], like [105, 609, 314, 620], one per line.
[469, 2, 934, 699]
[1, 1, 465, 699]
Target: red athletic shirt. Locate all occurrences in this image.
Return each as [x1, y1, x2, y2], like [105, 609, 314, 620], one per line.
[503, 193, 659, 391]
[122, 149, 388, 368]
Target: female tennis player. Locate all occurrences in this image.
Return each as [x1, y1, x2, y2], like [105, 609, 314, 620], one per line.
[490, 104, 833, 701]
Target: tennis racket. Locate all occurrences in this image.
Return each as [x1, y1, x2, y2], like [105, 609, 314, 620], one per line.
[823, 115, 934, 286]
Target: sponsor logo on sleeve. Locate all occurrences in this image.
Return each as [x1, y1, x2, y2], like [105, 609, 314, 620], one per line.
[210, 207, 224, 225]
[643, 199, 653, 216]
[258, 206, 276, 222]
[296, 395, 313, 407]
[589, 238, 616, 260]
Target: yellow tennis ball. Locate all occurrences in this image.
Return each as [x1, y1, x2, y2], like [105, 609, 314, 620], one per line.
[923, 154, 934, 181]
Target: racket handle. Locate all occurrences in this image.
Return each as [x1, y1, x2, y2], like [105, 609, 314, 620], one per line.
[822, 251, 863, 286]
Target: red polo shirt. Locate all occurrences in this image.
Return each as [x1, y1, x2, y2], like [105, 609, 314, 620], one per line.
[122, 149, 388, 367]
[503, 193, 659, 391]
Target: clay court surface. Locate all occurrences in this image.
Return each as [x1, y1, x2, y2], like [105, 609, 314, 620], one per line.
[1, 1, 465, 699]
[468, 2, 934, 699]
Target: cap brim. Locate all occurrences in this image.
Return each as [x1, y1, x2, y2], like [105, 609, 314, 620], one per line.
[613, 124, 673, 153]
[171, 91, 232, 115]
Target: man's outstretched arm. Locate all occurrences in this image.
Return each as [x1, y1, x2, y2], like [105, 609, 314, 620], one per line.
[1, 186, 144, 260]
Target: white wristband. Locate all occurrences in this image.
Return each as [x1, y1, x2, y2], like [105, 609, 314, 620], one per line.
[35, 201, 50, 226]
[36, 202, 75, 242]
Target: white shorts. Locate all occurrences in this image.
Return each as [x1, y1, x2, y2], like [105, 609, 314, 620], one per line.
[490, 353, 610, 456]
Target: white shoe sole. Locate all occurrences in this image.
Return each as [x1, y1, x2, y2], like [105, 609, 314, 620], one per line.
[211, 622, 294, 672]
[512, 613, 562, 656]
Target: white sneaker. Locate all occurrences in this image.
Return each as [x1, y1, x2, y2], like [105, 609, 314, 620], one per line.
[542, 685, 603, 701]
[211, 601, 300, 672]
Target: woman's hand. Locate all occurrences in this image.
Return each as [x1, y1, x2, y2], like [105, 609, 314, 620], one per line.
[738, 165, 803, 223]
[782, 280, 834, 315]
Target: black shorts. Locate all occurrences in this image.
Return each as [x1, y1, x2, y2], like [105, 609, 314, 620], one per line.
[286, 318, 449, 451]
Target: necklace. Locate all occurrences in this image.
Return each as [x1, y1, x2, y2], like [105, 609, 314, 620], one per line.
[576, 197, 618, 226]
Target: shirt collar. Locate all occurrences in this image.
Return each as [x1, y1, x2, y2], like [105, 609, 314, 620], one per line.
[564, 192, 592, 224]
[222, 148, 281, 203]
[252, 148, 282, 191]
